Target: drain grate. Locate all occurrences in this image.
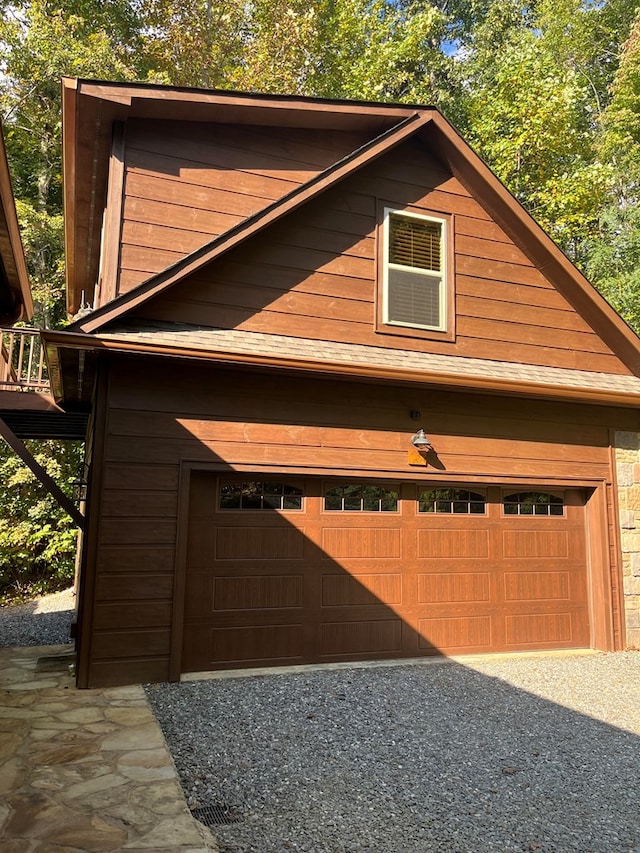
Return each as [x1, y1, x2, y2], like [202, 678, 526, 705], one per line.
[191, 803, 242, 827]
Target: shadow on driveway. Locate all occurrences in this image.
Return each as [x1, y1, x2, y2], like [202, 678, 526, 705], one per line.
[146, 652, 640, 853]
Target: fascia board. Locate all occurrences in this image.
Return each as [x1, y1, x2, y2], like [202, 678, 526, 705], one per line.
[42, 329, 640, 409]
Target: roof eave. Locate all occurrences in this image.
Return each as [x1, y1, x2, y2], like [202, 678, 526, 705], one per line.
[42, 329, 640, 410]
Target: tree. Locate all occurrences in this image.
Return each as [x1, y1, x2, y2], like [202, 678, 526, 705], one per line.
[585, 10, 640, 331]
[0, 0, 142, 324]
[460, 0, 614, 260]
[0, 439, 83, 602]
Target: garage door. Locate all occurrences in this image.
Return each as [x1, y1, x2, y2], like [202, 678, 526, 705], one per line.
[181, 473, 590, 672]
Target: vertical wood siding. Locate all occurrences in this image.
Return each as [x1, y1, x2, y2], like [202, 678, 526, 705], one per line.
[79, 357, 632, 686]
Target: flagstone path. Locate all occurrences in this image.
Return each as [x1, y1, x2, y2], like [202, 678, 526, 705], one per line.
[0, 644, 219, 852]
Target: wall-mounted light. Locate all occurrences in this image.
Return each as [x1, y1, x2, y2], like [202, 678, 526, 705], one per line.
[408, 428, 432, 467]
[72, 465, 88, 503]
[411, 428, 432, 449]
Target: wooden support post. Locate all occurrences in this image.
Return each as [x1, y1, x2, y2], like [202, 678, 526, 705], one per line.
[0, 417, 85, 529]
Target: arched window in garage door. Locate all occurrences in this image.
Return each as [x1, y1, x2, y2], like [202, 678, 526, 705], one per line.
[418, 488, 486, 514]
[503, 492, 564, 516]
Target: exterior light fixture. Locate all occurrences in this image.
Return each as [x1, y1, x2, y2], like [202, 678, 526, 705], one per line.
[408, 428, 432, 467]
[72, 466, 88, 503]
[411, 428, 432, 449]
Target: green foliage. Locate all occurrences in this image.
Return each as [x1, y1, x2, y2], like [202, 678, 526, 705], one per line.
[0, 441, 83, 603]
[585, 10, 640, 332]
[2, 0, 640, 598]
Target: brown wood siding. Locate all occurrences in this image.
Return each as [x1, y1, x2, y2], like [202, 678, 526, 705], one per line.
[77, 356, 633, 687]
[117, 120, 375, 294]
[133, 138, 630, 374]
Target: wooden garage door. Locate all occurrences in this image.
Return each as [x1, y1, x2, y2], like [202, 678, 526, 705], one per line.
[181, 473, 590, 672]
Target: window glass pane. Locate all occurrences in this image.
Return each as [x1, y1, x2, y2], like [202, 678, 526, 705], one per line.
[283, 496, 302, 510]
[419, 489, 485, 514]
[503, 492, 564, 516]
[219, 481, 304, 510]
[324, 484, 398, 512]
[381, 490, 399, 512]
[389, 215, 441, 271]
[219, 489, 241, 509]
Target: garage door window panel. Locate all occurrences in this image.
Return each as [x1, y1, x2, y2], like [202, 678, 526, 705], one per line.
[219, 480, 304, 511]
[418, 488, 486, 514]
[324, 484, 399, 512]
[503, 492, 564, 516]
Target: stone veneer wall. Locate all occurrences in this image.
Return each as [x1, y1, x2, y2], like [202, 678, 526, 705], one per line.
[614, 430, 640, 649]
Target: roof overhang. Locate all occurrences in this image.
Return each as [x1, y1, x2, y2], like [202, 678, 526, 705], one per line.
[43, 326, 640, 410]
[0, 122, 32, 325]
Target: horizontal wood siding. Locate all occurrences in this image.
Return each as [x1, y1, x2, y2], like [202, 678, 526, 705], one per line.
[79, 356, 633, 686]
[134, 138, 630, 374]
[118, 120, 374, 293]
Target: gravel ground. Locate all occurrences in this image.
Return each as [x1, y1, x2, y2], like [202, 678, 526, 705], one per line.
[0, 587, 75, 647]
[146, 652, 640, 853]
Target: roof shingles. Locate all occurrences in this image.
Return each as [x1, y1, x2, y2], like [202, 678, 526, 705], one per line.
[98, 322, 640, 397]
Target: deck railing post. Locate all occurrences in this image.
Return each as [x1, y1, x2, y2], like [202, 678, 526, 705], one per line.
[0, 327, 49, 393]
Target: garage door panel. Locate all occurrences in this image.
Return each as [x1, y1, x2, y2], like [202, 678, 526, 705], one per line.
[502, 529, 569, 558]
[417, 528, 489, 558]
[418, 616, 492, 650]
[211, 624, 305, 664]
[504, 612, 574, 646]
[503, 571, 571, 601]
[418, 572, 491, 603]
[321, 573, 402, 607]
[321, 527, 401, 558]
[213, 574, 304, 610]
[320, 619, 402, 656]
[215, 526, 306, 560]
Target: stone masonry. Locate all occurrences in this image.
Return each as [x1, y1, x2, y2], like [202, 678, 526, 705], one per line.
[614, 430, 640, 650]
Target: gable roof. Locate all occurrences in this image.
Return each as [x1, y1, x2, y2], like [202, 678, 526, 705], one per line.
[0, 121, 32, 325]
[70, 108, 433, 332]
[64, 80, 640, 377]
[63, 78, 425, 316]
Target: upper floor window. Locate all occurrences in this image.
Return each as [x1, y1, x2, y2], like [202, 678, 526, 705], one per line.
[383, 209, 447, 332]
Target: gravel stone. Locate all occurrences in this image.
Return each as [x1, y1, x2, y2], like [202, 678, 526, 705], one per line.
[145, 653, 640, 853]
[0, 587, 74, 647]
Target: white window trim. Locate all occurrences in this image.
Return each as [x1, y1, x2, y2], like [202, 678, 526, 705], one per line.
[382, 207, 448, 332]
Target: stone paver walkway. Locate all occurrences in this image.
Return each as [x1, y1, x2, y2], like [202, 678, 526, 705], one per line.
[0, 644, 219, 852]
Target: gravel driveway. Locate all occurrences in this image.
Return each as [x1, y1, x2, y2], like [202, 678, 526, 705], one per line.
[0, 587, 74, 647]
[146, 652, 640, 853]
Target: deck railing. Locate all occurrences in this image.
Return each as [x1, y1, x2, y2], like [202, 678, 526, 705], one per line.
[0, 327, 49, 392]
